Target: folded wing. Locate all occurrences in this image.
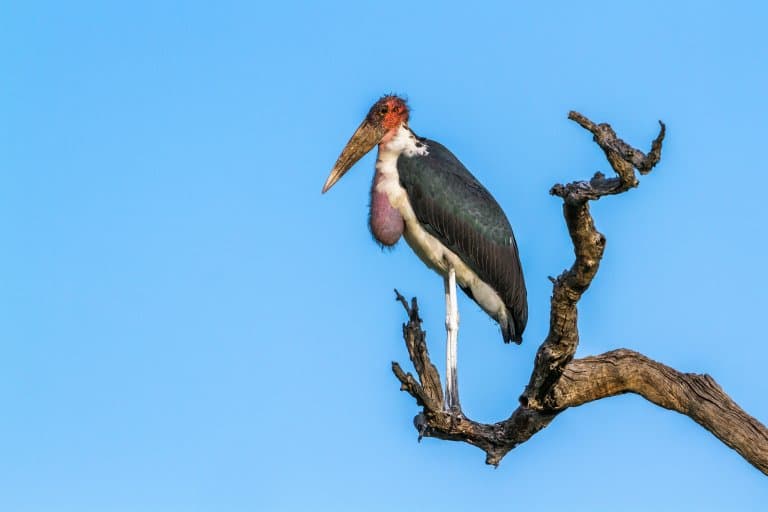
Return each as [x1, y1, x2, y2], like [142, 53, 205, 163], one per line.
[397, 139, 528, 342]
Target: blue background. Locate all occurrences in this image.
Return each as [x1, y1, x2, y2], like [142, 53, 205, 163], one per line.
[2, 1, 767, 510]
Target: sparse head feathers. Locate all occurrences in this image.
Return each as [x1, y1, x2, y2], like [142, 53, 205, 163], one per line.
[367, 94, 409, 131]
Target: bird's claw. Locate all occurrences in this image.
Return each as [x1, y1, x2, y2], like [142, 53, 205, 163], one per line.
[413, 412, 428, 442]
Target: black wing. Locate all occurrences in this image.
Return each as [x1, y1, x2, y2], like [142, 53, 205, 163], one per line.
[397, 138, 527, 342]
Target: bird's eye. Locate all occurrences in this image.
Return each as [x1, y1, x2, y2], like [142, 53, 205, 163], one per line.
[380, 107, 388, 114]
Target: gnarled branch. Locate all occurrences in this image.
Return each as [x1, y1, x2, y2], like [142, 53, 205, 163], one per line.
[391, 112, 768, 474]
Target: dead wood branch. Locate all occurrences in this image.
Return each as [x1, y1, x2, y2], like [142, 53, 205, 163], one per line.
[391, 112, 768, 474]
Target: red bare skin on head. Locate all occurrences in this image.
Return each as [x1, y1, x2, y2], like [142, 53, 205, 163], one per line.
[367, 95, 409, 143]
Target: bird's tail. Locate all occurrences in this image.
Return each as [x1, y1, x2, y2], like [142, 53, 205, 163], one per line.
[501, 314, 523, 345]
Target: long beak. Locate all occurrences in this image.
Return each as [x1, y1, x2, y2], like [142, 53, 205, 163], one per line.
[322, 119, 385, 193]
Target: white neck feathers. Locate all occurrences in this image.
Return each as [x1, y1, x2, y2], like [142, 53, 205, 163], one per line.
[378, 124, 429, 162]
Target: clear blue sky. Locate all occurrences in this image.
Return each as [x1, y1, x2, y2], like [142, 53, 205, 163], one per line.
[2, 1, 767, 510]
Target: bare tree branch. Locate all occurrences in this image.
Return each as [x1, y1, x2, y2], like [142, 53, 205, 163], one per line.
[553, 350, 768, 475]
[522, 113, 665, 409]
[391, 112, 768, 474]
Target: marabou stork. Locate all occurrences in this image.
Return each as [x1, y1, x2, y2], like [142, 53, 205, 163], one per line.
[322, 95, 527, 412]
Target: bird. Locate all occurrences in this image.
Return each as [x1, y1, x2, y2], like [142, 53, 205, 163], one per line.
[322, 95, 527, 412]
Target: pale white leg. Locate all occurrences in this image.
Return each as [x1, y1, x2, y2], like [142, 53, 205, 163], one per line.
[444, 266, 460, 412]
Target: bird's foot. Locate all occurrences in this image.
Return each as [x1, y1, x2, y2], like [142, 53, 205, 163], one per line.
[413, 413, 429, 442]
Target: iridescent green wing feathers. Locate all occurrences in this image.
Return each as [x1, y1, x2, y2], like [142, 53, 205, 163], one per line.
[397, 139, 528, 341]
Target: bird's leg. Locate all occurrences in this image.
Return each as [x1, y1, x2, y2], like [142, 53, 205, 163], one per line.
[444, 266, 461, 413]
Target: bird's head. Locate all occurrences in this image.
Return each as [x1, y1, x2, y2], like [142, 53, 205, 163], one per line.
[322, 95, 409, 193]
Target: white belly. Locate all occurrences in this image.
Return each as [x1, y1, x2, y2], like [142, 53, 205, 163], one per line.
[401, 210, 509, 326]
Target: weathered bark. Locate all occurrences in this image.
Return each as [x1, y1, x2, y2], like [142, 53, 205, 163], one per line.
[391, 112, 768, 474]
